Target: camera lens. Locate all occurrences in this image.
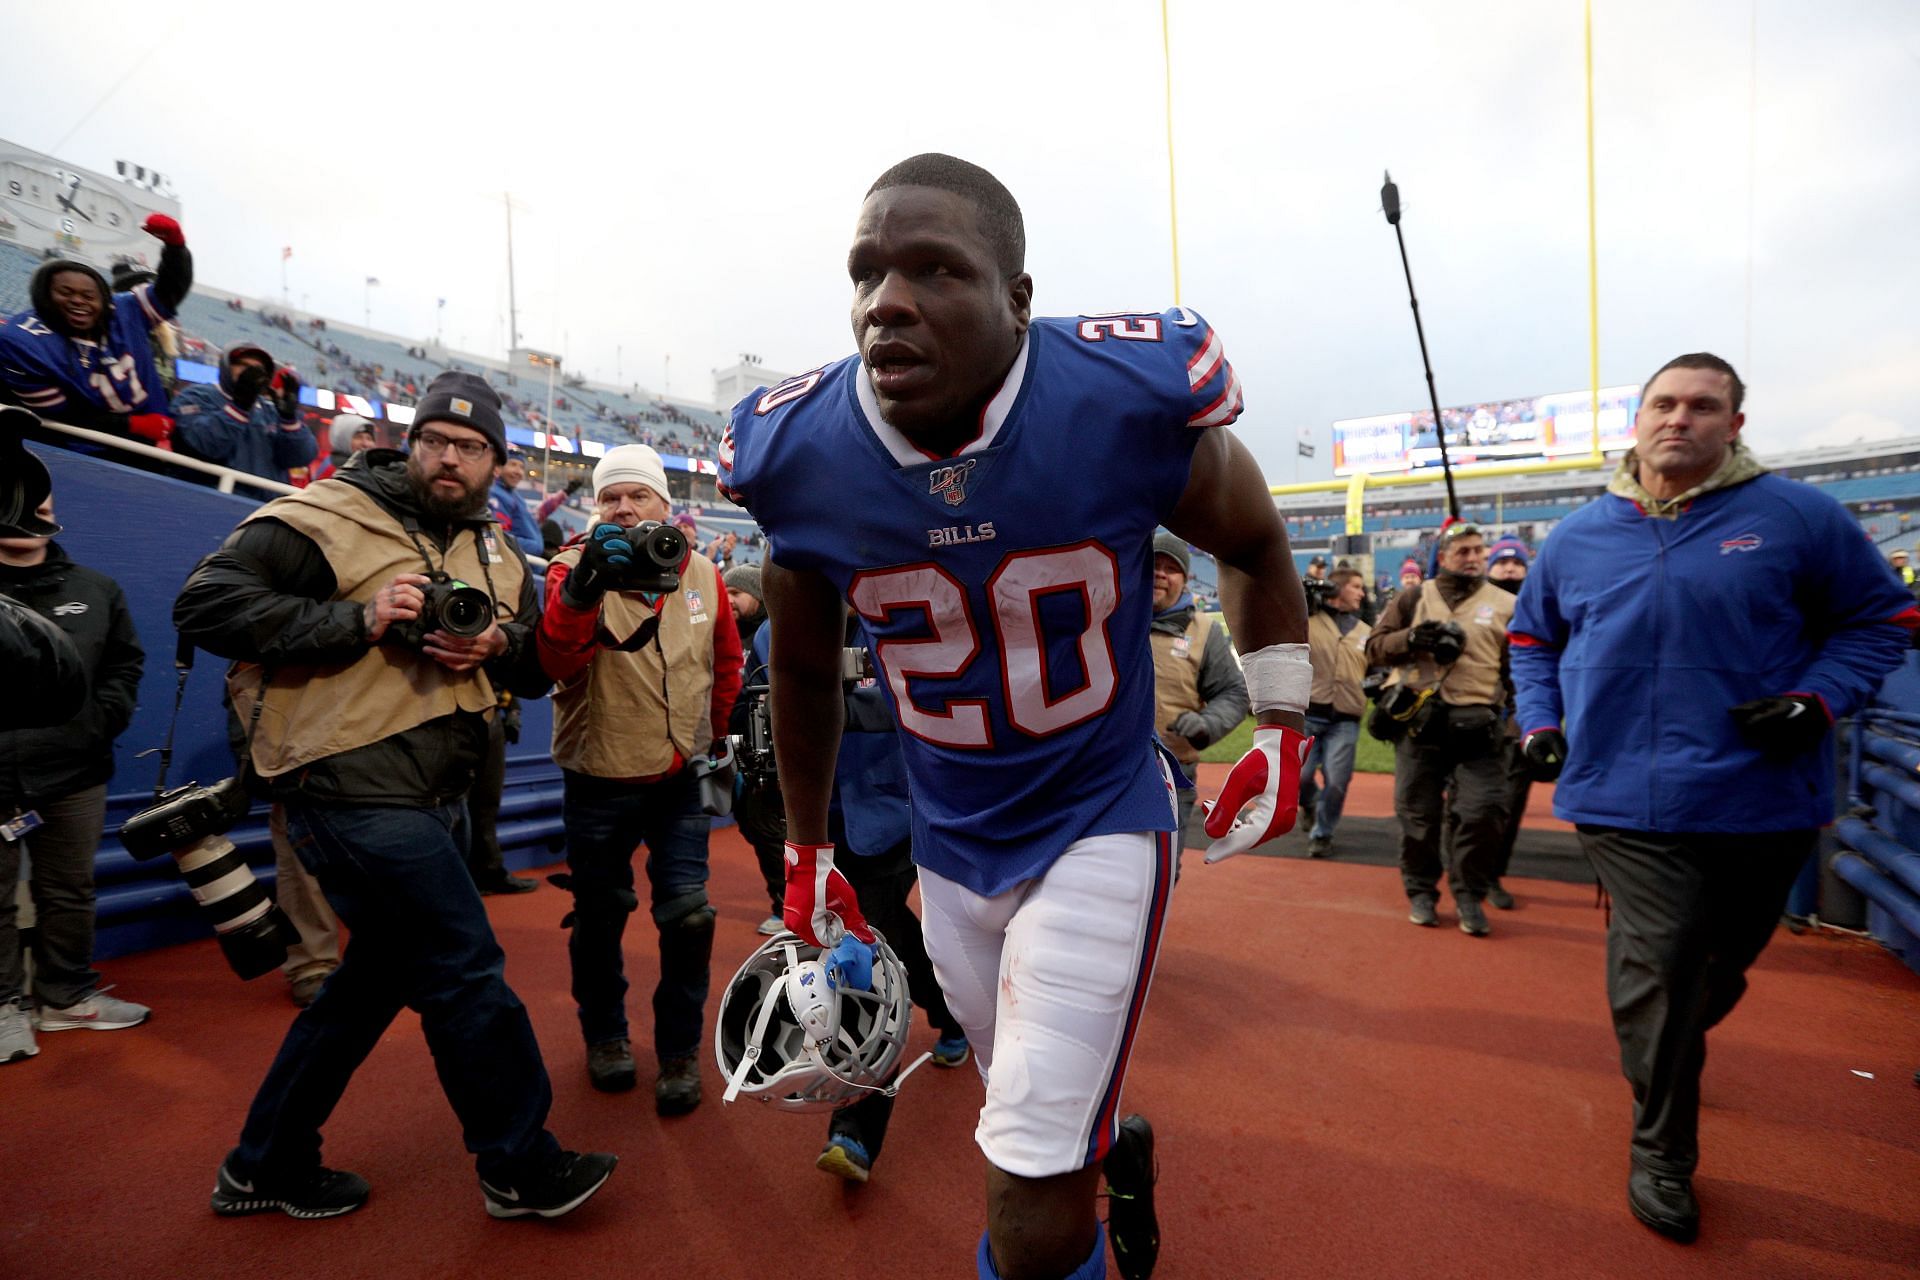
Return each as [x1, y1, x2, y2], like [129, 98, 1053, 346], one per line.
[642, 525, 687, 571]
[437, 585, 493, 638]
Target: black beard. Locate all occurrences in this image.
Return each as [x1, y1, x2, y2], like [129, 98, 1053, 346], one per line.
[410, 469, 485, 521]
[1491, 577, 1523, 595]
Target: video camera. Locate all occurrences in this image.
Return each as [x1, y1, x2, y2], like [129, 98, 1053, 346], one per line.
[118, 776, 298, 980]
[1303, 577, 1337, 613]
[731, 648, 878, 788]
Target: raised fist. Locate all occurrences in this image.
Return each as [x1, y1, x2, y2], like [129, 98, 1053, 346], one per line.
[142, 213, 184, 246]
[269, 367, 302, 423]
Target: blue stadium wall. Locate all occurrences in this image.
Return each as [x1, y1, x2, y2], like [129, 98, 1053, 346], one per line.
[30, 443, 564, 963]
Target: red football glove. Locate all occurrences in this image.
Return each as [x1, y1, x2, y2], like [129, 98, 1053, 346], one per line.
[142, 213, 184, 246]
[127, 413, 174, 450]
[783, 841, 875, 947]
[269, 366, 302, 422]
[1202, 725, 1313, 863]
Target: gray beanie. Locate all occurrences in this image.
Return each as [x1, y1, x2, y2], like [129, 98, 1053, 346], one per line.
[1151, 530, 1191, 576]
[330, 414, 374, 454]
[724, 563, 764, 605]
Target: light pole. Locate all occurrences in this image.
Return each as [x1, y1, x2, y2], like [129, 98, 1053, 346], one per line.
[364, 276, 379, 328]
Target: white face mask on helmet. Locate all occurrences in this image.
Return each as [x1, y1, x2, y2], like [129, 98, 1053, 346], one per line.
[714, 930, 922, 1111]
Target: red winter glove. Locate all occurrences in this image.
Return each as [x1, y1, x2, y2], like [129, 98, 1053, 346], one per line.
[127, 413, 174, 450]
[269, 366, 302, 422]
[783, 841, 875, 947]
[142, 213, 184, 246]
[1201, 725, 1313, 863]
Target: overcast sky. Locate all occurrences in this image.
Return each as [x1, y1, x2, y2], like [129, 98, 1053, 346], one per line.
[4, 0, 1916, 482]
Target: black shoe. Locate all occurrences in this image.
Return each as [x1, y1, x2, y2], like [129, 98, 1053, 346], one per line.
[1103, 1114, 1160, 1280]
[1408, 894, 1439, 927]
[1306, 835, 1332, 859]
[1487, 882, 1516, 910]
[656, 1055, 701, 1116]
[587, 1038, 637, 1093]
[479, 873, 538, 896]
[1457, 899, 1490, 937]
[1627, 1167, 1699, 1243]
[211, 1159, 369, 1220]
[481, 1149, 618, 1220]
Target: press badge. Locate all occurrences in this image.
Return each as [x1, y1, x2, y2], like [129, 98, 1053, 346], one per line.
[1, 811, 43, 843]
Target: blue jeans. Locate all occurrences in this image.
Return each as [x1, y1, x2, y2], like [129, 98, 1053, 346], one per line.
[561, 769, 714, 1056]
[1298, 715, 1360, 841]
[232, 801, 559, 1183]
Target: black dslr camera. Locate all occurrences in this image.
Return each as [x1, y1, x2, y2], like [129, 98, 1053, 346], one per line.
[1303, 578, 1336, 613]
[119, 776, 299, 980]
[597, 519, 687, 593]
[730, 647, 878, 788]
[388, 571, 494, 649]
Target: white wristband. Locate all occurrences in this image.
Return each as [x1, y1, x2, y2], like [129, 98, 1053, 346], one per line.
[1241, 642, 1313, 715]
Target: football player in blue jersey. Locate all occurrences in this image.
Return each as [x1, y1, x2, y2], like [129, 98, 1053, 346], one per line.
[720, 154, 1311, 1280]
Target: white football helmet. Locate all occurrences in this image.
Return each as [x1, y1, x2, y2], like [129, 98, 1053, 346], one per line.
[715, 929, 915, 1111]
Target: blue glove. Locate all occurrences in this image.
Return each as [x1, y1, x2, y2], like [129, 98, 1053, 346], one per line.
[827, 932, 874, 993]
[560, 522, 641, 609]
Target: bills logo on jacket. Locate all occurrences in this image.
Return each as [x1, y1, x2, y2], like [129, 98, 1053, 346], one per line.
[1719, 533, 1763, 555]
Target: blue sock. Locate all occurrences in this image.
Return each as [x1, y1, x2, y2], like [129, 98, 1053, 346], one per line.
[975, 1223, 1106, 1280]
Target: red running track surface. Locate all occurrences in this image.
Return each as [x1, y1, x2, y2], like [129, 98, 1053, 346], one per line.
[4, 821, 1917, 1279]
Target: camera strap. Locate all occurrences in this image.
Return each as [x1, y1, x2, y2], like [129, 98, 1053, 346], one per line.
[139, 637, 271, 799]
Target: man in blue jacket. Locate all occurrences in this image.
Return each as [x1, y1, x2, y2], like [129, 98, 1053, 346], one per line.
[172, 343, 315, 485]
[488, 443, 543, 557]
[1509, 352, 1916, 1244]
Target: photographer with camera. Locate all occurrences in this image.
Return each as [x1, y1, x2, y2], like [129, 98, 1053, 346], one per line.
[1299, 566, 1372, 858]
[535, 443, 741, 1112]
[1149, 531, 1250, 842]
[1, 467, 148, 1066]
[1365, 521, 1514, 937]
[172, 343, 316, 486]
[724, 563, 787, 936]
[173, 370, 615, 1221]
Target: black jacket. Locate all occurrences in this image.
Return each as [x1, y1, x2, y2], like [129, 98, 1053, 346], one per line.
[172, 453, 549, 807]
[0, 546, 144, 808]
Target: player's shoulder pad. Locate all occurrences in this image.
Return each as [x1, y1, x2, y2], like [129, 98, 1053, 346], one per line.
[717, 356, 853, 505]
[1044, 306, 1243, 430]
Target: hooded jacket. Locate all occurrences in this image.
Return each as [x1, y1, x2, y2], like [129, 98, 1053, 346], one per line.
[1510, 453, 1917, 832]
[172, 452, 549, 806]
[171, 345, 316, 484]
[0, 247, 192, 431]
[0, 545, 144, 808]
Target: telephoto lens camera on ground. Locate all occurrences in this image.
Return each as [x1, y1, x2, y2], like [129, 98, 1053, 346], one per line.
[118, 776, 299, 980]
[389, 571, 493, 649]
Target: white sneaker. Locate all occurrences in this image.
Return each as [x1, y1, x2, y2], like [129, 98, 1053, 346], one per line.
[756, 914, 784, 936]
[0, 998, 37, 1062]
[33, 988, 151, 1032]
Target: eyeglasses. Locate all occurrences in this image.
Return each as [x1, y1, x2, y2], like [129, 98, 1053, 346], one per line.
[412, 429, 491, 461]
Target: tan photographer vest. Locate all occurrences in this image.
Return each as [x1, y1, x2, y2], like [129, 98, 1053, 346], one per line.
[548, 545, 722, 779]
[227, 480, 523, 778]
[1151, 610, 1215, 767]
[1308, 609, 1372, 718]
[1390, 578, 1513, 707]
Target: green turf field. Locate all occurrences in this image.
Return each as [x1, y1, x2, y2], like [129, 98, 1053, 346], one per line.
[1200, 716, 1395, 773]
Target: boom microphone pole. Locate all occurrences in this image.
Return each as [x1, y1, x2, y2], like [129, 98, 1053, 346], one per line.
[1380, 171, 1460, 521]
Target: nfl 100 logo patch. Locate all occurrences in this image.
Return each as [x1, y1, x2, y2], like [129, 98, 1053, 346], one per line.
[929, 458, 977, 506]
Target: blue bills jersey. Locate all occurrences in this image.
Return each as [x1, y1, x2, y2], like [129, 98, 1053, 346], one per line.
[0, 284, 176, 419]
[720, 308, 1244, 895]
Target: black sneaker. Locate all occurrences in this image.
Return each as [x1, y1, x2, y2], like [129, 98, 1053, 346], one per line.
[1627, 1166, 1699, 1243]
[480, 873, 538, 896]
[1408, 894, 1439, 927]
[1457, 899, 1491, 937]
[655, 1055, 701, 1116]
[587, 1038, 637, 1093]
[1487, 881, 1516, 910]
[1306, 835, 1332, 859]
[481, 1150, 618, 1220]
[1103, 1114, 1159, 1280]
[211, 1159, 370, 1219]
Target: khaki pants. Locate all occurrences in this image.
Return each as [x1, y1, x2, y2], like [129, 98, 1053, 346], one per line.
[272, 803, 339, 983]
